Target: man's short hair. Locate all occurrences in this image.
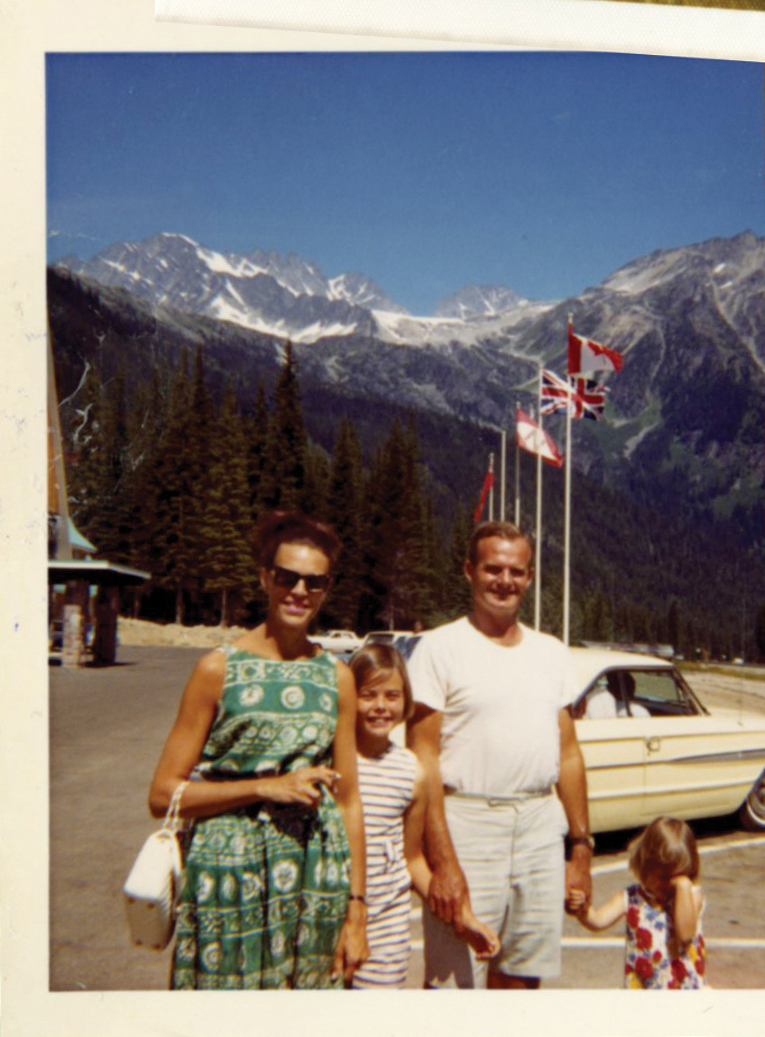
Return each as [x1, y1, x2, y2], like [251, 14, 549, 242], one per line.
[467, 521, 535, 568]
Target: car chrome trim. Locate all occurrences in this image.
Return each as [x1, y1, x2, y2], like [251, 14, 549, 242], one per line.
[587, 787, 646, 802]
[645, 748, 765, 766]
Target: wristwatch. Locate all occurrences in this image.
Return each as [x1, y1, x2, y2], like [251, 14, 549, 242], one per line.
[568, 834, 595, 851]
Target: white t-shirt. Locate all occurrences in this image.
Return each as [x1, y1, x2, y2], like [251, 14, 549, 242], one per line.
[407, 617, 578, 797]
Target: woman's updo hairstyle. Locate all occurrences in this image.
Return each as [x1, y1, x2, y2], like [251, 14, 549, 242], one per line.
[254, 511, 342, 572]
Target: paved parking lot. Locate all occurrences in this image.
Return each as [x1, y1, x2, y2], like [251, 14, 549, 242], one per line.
[50, 644, 765, 991]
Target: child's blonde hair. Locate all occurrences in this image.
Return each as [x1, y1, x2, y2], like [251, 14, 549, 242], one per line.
[628, 816, 700, 885]
[349, 644, 414, 720]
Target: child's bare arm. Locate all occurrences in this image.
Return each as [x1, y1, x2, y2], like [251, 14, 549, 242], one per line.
[568, 889, 626, 931]
[670, 877, 702, 946]
[403, 760, 435, 901]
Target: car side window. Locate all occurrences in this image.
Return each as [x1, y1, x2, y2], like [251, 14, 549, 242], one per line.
[628, 670, 696, 716]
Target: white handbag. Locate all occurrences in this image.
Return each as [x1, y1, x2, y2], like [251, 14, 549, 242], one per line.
[123, 781, 189, 951]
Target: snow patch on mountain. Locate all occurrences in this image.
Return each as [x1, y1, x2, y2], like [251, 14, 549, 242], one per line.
[624, 422, 660, 458]
[434, 284, 528, 319]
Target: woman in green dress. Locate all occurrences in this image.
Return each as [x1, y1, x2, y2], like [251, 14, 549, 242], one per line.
[149, 512, 368, 989]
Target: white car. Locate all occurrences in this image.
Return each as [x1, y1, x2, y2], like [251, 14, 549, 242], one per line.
[359, 630, 422, 660]
[570, 648, 765, 834]
[309, 629, 362, 654]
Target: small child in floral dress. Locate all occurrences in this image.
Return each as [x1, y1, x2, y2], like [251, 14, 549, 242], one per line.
[568, 817, 706, 989]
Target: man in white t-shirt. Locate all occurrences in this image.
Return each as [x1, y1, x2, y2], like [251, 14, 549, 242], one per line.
[406, 521, 592, 988]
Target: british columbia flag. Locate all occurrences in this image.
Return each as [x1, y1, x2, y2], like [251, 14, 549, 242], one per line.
[541, 370, 608, 421]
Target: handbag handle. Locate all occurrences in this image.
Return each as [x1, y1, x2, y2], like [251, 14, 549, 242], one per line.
[163, 780, 189, 834]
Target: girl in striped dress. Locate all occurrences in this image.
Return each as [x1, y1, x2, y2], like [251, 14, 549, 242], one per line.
[349, 644, 499, 989]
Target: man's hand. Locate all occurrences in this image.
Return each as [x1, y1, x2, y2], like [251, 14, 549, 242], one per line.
[428, 859, 470, 928]
[564, 846, 592, 915]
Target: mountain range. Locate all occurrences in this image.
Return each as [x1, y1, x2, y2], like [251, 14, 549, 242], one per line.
[54, 229, 765, 520]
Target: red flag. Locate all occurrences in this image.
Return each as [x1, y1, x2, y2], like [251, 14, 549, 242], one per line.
[516, 409, 564, 467]
[568, 325, 622, 375]
[473, 464, 495, 524]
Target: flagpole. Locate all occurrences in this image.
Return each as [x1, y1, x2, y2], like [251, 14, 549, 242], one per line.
[535, 371, 543, 631]
[488, 452, 495, 521]
[500, 430, 506, 522]
[563, 315, 573, 646]
[514, 400, 521, 525]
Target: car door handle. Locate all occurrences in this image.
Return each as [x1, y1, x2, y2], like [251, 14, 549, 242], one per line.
[646, 736, 661, 752]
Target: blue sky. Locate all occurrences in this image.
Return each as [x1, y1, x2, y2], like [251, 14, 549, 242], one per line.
[46, 52, 763, 315]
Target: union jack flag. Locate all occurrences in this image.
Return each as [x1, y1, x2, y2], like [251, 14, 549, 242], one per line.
[541, 370, 608, 421]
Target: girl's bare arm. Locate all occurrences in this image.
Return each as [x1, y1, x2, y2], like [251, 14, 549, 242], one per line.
[671, 877, 703, 945]
[404, 764, 499, 958]
[571, 890, 627, 931]
[403, 759, 434, 900]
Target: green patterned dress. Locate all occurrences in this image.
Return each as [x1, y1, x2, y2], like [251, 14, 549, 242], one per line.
[172, 646, 351, 989]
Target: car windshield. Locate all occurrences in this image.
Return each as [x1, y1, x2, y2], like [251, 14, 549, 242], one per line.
[577, 666, 703, 718]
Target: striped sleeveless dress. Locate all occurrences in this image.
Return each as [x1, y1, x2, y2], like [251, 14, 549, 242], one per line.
[352, 743, 418, 989]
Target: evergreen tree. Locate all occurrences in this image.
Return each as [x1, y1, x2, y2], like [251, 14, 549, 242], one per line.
[147, 351, 198, 623]
[263, 342, 308, 511]
[69, 363, 133, 564]
[667, 600, 681, 653]
[67, 363, 106, 539]
[324, 418, 366, 630]
[245, 382, 271, 523]
[754, 604, 765, 663]
[127, 364, 170, 572]
[202, 384, 256, 625]
[366, 419, 429, 629]
[95, 364, 133, 564]
[418, 495, 443, 627]
[302, 446, 331, 523]
[184, 348, 216, 612]
[442, 503, 473, 619]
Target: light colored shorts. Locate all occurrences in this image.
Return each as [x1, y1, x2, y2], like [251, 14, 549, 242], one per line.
[423, 791, 568, 988]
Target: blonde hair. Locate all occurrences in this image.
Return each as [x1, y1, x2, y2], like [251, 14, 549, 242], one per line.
[349, 644, 414, 720]
[628, 817, 700, 885]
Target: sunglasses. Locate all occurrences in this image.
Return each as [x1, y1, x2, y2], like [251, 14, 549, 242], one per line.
[270, 565, 331, 594]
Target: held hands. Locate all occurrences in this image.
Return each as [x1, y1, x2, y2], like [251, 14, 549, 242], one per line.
[565, 887, 589, 919]
[428, 860, 470, 930]
[456, 906, 501, 961]
[261, 766, 340, 807]
[564, 851, 592, 916]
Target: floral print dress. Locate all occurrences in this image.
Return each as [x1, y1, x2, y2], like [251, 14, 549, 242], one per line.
[172, 647, 351, 990]
[623, 883, 706, 989]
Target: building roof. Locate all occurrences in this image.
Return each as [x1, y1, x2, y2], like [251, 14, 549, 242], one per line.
[48, 559, 150, 586]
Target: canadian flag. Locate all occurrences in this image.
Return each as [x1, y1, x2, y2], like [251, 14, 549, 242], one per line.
[516, 409, 564, 467]
[568, 325, 622, 375]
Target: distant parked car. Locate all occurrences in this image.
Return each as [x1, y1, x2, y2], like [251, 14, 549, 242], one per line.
[309, 629, 362, 654]
[359, 630, 422, 660]
[570, 648, 765, 834]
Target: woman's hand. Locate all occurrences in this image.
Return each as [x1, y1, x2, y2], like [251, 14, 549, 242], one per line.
[331, 900, 369, 983]
[259, 766, 339, 807]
